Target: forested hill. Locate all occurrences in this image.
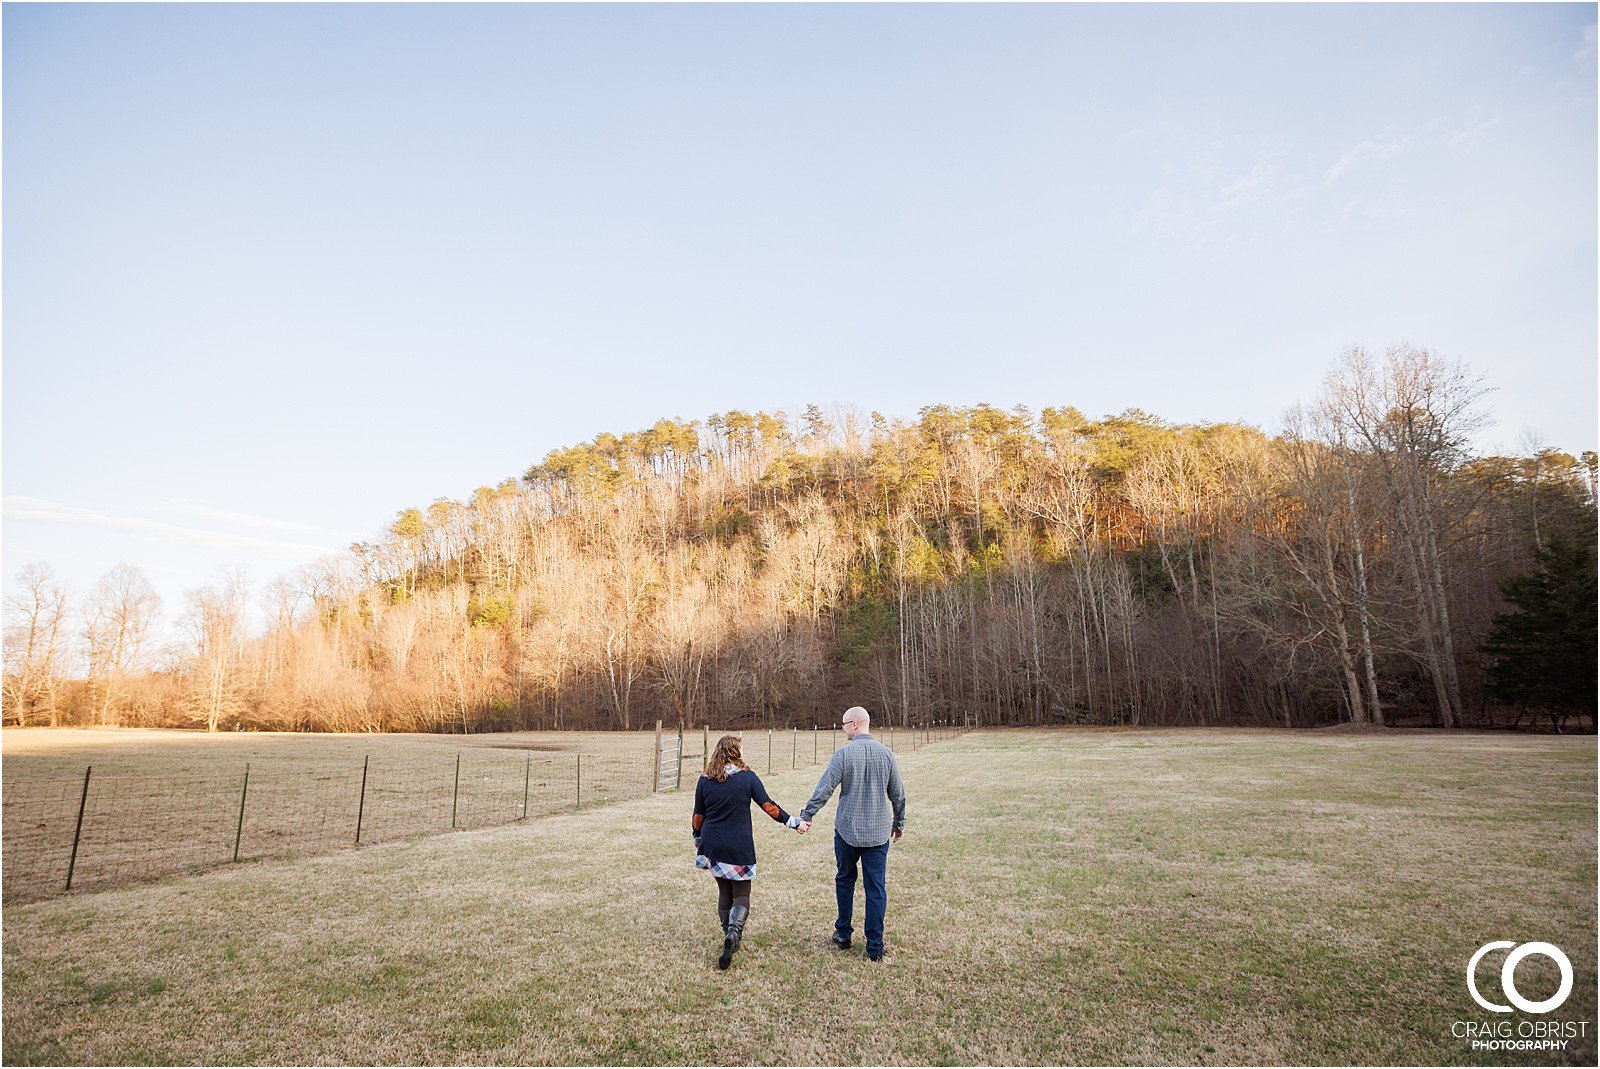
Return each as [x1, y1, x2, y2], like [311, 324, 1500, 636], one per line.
[8, 346, 1597, 733]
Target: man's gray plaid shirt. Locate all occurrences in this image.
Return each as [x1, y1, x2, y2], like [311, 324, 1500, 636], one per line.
[800, 731, 906, 847]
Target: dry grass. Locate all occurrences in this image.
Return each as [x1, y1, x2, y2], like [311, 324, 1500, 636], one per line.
[1, 726, 665, 779]
[2, 728, 1593, 1065]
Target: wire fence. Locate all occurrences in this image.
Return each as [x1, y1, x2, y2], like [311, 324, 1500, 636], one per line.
[652, 715, 975, 790]
[2, 716, 974, 905]
[1, 747, 647, 905]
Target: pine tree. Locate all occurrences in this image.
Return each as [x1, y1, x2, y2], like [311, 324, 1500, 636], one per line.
[1483, 535, 1598, 731]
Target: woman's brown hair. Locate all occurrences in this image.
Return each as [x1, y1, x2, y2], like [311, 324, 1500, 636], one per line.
[705, 735, 746, 782]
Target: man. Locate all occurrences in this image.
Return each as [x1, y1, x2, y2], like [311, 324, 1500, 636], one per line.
[798, 706, 906, 961]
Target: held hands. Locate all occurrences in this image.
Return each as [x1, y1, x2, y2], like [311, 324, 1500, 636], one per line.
[797, 820, 812, 835]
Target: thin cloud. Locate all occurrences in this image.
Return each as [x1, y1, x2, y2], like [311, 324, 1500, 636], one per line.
[1578, 23, 1596, 62]
[1325, 135, 1413, 186]
[3, 496, 348, 560]
[1448, 116, 1502, 148]
[1324, 109, 1500, 188]
[156, 501, 364, 540]
[1209, 159, 1285, 214]
[1340, 198, 1422, 223]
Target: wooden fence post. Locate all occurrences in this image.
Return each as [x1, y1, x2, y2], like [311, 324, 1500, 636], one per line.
[652, 720, 663, 793]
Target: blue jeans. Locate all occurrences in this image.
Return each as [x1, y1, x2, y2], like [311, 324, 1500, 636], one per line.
[834, 832, 889, 955]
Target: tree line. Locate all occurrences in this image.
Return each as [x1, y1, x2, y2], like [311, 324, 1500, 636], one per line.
[6, 344, 1595, 733]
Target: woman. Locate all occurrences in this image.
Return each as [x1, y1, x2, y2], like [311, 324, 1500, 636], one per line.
[692, 734, 806, 970]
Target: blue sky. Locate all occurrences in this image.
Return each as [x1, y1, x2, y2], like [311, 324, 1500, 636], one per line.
[4, 2, 1596, 643]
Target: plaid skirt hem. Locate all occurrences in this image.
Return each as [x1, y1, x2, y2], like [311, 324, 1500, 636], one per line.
[695, 855, 756, 880]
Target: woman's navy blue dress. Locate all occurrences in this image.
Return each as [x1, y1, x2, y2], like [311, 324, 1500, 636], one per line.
[692, 768, 797, 880]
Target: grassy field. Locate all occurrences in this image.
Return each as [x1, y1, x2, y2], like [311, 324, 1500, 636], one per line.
[1, 728, 1594, 1065]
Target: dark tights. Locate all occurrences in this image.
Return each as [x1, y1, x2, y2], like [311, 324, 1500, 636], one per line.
[715, 877, 752, 911]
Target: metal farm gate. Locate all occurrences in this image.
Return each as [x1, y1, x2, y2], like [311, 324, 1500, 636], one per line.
[652, 721, 710, 792]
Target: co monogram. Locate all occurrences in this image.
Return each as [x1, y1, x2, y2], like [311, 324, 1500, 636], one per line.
[1468, 941, 1574, 1014]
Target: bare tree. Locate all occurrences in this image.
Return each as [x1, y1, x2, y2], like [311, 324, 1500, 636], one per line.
[182, 570, 251, 732]
[3, 563, 70, 727]
[1220, 418, 1371, 722]
[82, 564, 162, 727]
[1321, 344, 1488, 726]
[594, 518, 656, 730]
[650, 546, 717, 728]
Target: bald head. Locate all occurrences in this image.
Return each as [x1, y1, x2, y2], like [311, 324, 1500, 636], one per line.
[842, 706, 870, 738]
